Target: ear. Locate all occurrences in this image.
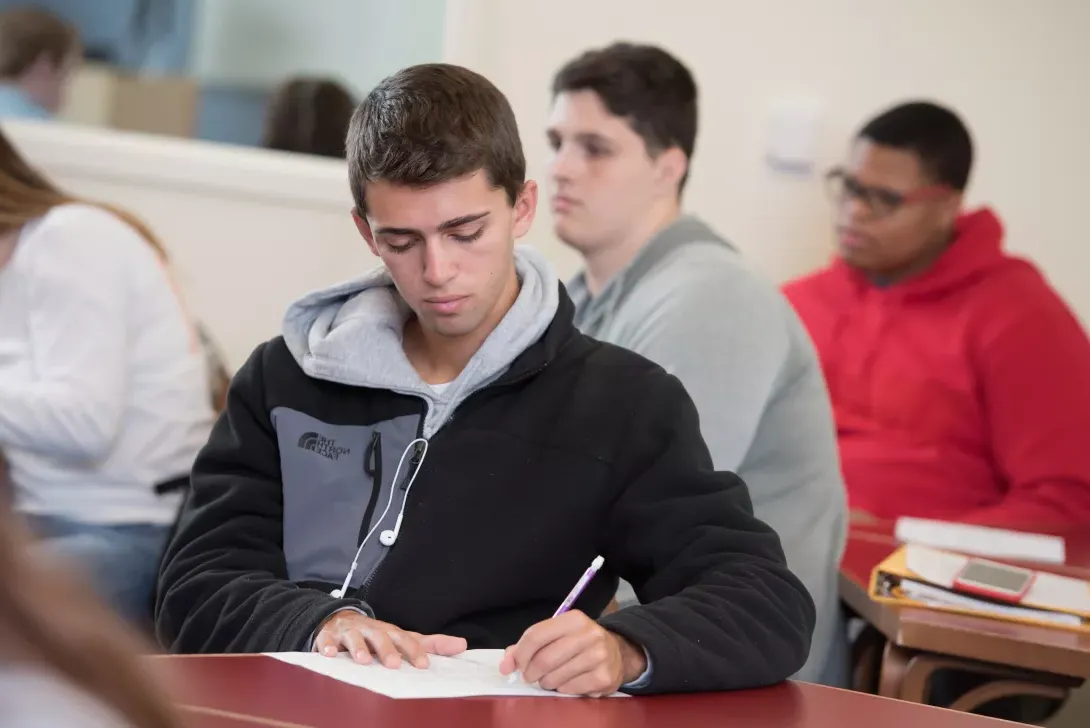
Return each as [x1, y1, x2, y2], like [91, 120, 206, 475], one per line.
[512, 180, 539, 240]
[351, 208, 380, 257]
[938, 191, 964, 229]
[654, 147, 688, 197]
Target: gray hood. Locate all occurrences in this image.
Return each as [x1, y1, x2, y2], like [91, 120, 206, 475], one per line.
[283, 245, 559, 438]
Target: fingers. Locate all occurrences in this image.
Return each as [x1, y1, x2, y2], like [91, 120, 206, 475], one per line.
[418, 633, 468, 657]
[556, 664, 619, 698]
[506, 612, 626, 696]
[362, 627, 402, 668]
[498, 646, 517, 676]
[510, 611, 588, 677]
[313, 627, 340, 657]
[341, 626, 374, 665]
[313, 611, 467, 671]
[522, 629, 597, 685]
[390, 631, 429, 669]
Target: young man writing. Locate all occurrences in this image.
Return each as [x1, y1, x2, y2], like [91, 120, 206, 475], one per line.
[156, 63, 816, 696]
[784, 101, 1090, 527]
[547, 43, 847, 685]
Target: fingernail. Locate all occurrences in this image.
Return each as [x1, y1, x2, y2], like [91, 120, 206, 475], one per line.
[414, 657, 428, 669]
[385, 655, 400, 668]
[323, 646, 336, 656]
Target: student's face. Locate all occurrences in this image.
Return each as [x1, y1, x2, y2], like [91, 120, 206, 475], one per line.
[354, 170, 537, 340]
[546, 90, 679, 254]
[29, 50, 80, 114]
[834, 139, 962, 277]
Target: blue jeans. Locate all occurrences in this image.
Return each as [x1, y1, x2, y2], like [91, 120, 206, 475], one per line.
[24, 514, 169, 626]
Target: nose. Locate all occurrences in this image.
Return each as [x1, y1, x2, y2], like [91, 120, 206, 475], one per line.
[421, 239, 457, 288]
[842, 195, 871, 225]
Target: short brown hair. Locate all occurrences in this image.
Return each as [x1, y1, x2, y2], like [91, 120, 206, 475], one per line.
[262, 77, 356, 159]
[0, 6, 80, 79]
[346, 63, 525, 214]
[553, 43, 698, 191]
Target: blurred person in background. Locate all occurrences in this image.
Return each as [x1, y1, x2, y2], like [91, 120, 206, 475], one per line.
[261, 76, 356, 159]
[547, 42, 848, 687]
[0, 497, 182, 728]
[0, 5, 80, 120]
[0, 127, 214, 625]
[784, 102, 1090, 529]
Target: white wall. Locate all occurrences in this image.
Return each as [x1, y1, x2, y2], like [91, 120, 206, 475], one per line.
[3, 120, 373, 371]
[191, 0, 447, 95]
[445, 0, 1090, 322]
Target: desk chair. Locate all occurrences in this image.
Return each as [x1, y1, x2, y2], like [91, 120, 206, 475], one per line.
[149, 324, 231, 633]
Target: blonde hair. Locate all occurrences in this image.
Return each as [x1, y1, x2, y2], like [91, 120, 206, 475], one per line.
[0, 127, 167, 259]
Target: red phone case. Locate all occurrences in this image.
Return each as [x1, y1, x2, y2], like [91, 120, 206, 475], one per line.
[952, 564, 1036, 604]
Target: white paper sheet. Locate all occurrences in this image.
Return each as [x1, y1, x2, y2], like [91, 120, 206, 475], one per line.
[895, 517, 1066, 564]
[900, 578, 1083, 628]
[266, 649, 630, 699]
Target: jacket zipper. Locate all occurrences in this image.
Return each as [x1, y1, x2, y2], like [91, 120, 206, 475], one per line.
[360, 403, 427, 601]
[357, 430, 383, 545]
[358, 368, 546, 600]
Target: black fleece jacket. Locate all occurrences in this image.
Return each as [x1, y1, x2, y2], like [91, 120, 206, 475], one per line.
[155, 289, 816, 694]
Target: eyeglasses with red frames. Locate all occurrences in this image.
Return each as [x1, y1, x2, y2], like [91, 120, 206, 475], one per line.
[825, 167, 952, 218]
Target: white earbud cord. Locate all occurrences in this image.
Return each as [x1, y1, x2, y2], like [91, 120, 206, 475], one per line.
[331, 437, 429, 599]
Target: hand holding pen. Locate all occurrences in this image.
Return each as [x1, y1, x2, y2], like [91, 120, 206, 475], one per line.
[498, 556, 648, 697]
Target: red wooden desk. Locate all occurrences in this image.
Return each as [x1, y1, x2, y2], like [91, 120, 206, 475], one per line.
[842, 523, 1090, 709]
[156, 654, 1018, 728]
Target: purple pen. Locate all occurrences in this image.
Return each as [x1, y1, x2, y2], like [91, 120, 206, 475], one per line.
[552, 555, 605, 617]
[508, 555, 606, 684]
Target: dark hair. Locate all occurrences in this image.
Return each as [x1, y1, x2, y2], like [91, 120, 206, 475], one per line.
[858, 101, 974, 191]
[262, 77, 356, 159]
[0, 6, 80, 79]
[346, 63, 525, 214]
[552, 42, 698, 190]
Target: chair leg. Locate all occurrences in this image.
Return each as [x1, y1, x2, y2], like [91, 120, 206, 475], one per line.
[850, 625, 885, 693]
[947, 680, 1068, 717]
[878, 642, 913, 699]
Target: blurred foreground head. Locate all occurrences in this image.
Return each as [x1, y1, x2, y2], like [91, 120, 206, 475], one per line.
[0, 485, 182, 728]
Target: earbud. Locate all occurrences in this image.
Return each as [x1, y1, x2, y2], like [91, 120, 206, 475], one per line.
[379, 514, 403, 546]
[329, 439, 428, 599]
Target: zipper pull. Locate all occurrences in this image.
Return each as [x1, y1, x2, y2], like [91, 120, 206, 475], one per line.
[401, 441, 426, 490]
[363, 430, 380, 476]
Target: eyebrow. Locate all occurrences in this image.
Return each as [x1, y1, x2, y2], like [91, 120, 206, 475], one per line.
[373, 211, 490, 237]
[547, 128, 614, 147]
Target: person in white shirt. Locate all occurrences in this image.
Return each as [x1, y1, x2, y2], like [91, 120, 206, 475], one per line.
[0, 128, 213, 624]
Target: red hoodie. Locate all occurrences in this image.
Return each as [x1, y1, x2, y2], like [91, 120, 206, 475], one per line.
[784, 208, 1090, 527]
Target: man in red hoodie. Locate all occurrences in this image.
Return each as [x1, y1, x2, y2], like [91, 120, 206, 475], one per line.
[784, 101, 1090, 528]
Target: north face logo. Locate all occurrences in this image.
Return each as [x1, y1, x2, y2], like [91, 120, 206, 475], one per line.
[297, 431, 351, 461]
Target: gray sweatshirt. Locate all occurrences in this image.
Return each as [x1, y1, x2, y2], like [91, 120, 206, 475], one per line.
[567, 216, 848, 686]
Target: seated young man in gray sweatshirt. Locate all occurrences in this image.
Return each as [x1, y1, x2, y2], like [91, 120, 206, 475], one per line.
[547, 43, 849, 686]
